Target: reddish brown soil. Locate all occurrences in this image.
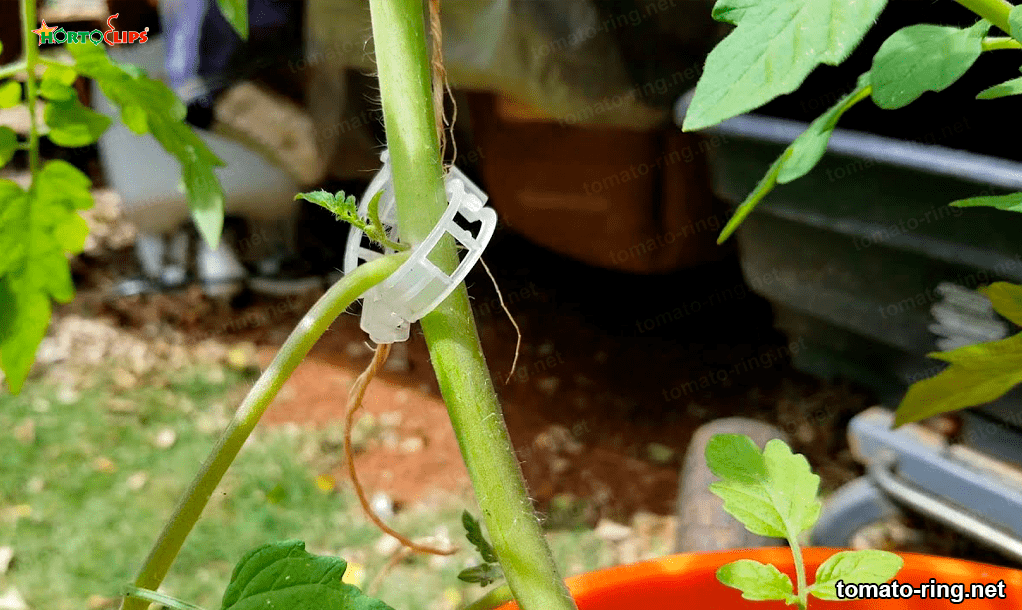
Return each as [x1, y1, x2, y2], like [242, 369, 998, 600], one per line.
[257, 347, 473, 505]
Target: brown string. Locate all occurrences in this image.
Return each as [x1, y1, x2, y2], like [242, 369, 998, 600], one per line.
[429, 0, 457, 168]
[344, 343, 458, 556]
[339, 0, 464, 560]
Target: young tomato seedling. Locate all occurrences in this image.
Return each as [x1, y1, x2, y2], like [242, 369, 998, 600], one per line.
[705, 433, 903, 609]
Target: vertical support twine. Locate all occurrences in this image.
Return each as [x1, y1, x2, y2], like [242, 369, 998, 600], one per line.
[429, 0, 457, 167]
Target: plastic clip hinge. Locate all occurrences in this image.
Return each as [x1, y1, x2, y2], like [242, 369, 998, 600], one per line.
[342, 150, 497, 344]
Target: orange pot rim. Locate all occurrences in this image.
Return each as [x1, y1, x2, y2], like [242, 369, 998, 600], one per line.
[495, 547, 1022, 609]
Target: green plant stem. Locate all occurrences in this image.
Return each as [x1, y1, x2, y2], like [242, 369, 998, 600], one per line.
[366, 2, 577, 610]
[955, 0, 1013, 34]
[121, 252, 409, 610]
[983, 36, 1022, 50]
[19, 0, 39, 176]
[0, 60, 27, 79]
[790, 535, 808, 610]
[122, 587, 207, 610]
[462, 585, 514, 610]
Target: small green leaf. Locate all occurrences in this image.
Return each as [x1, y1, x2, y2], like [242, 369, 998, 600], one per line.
[778, 72, 871, 183]
[716, 559, 796, 603]
[462, 510, 498, 563]
[0, 81, 21, 108]
[895, 332, 1022, 426]
[929, 330, 1022, 366]
[458, 564, 505, 587]
[0, 180, 27, 278]
[951, 192, 1022, 213]
[977, 75, 1022, 100]
[682, 0, 887, 131]
[0, 277, 52, 394]
[336, 193, 359, 219]
[367, 191, 385, 233]
[216, 0, 249, 40]
[809, 550, 904, 601]
[870, 20, 990, 109]
[295, 190, 339, 209]
[40, 64, 78, 101]
[705, 433, 767, 484]
[45, 63, 78, 86]
[36, 159, 94, 210]
[43, 97, 112, 147]
[296, 190, 364, 226]
[38, 78, 76, 101]
[181, 155, 224, 250]
[981, 282, 1022, 326]
[221, 541, 395, 610]
[707, 435, 821, 539]
[0, 161, 94, 393]
[0, 127, 16, 167]
[459, 512, 505, 588]
[37, 162, 93, 255]
[1010, 5, 1022, 44]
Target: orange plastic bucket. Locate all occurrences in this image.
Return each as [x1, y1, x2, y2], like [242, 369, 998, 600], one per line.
[496, 548, 1022, 609]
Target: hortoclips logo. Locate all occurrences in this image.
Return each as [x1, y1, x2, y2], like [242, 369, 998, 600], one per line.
[32, 14, 149, 47]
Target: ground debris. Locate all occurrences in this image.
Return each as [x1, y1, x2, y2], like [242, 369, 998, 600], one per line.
[594, 518, 632, 542]
[0, 587, 27, 610]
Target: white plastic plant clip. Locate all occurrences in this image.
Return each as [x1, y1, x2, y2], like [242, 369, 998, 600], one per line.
[342, 150, 497, 344]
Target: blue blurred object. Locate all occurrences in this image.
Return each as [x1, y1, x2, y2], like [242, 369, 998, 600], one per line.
[161, 0, 300, 127]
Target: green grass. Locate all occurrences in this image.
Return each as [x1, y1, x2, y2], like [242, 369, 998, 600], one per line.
[0, 360, 648, 610]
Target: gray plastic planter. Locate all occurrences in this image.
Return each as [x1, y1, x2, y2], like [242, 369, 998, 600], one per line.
[678, 104, 1022, 463]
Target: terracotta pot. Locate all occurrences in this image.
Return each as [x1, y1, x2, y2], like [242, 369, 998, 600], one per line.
[496, 548, 1022, 609]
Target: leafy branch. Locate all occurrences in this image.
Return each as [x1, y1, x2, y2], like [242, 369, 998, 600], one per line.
[0, 23, 228, 392]
[713, 73, 872, 243]
[684, 0, 1020, 243]
[458, 511, 505, 587]
[295, 190, 408, 252]
[701, 16, 996, 242]
[706, 434, 903, 608]
[684, 0, 1022, 424]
